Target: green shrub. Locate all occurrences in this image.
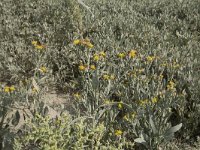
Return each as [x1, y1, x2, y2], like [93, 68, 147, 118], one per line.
[14, 113, 125, 150]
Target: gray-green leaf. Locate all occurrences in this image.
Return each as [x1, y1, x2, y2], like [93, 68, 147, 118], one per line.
[164, 123, 182, 140]
[149, 115, 157, 134]
[134, 138, 146, 144]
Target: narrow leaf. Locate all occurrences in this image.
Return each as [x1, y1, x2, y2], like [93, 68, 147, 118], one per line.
[32, 78, 40, 92]
[149, 116, 157, 134]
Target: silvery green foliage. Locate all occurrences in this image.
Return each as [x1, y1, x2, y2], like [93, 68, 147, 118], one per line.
[78, 0, 94, 17]
[78, 0, 199, 149]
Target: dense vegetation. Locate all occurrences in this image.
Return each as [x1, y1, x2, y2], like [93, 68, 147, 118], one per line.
[0, 0, 200, 149]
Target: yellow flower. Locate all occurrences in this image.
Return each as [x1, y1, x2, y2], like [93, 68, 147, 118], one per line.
[123, 114, 129, 121]
[131, 112, 136, 119]
[102, 74, 110, 80]
[172, 62, 180, 69]
[167, 81, 176, 90]
[9, 85, 15, 92]
[4, 86, 15, 93]
[85, 42, 94, 48]
[4, 86, 10, 93]
[146, 56, 155, 62]
[128, 50, 137, 58]
[32, 40, 46, 50]
[79, 65, 86, 71]
[73, 39, 81, 45]
[73, 92, 81, 99]
[90, 65, 96, 70]
[93, 54, 100, 61]
[35, 45, 45, 50]
[31, 41, 38, 46]
[77, 38, 94, 48]
[151, 97, 158, 103]
[99, 51, 106, 58]
[32, 87, 38, 94]
[115, 130, 123, 136]
[40, 66, 47, 73]
[118, 102, 123, 109]
[117, 53, 126, 59]
[139, 99, 148, 106]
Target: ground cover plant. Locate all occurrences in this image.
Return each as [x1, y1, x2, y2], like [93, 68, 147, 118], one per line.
[0, 0, 200, 149]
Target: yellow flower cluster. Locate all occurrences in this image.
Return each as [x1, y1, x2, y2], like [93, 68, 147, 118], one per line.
[123, 112, 136, 121]
[139, 97, 158, 106]
[73, 38, 94, 48]
[139, 99, 149, 106]
[172, 62, 180, 69]
[115, 129, 123, 136]
[73, 39, 80, 45]
[93, 51, 106, 61]
[79, 65, 86, 71]
[146, 56, 155, 62]
[39, 66, 47, 73]
[73, 92, 81, 100]
[4, 85, 15, 93]
[117, 49, 137, 59]
[118, 101, 123, 109]
[128, 50, 137, 58]
[78, 64, 96, 71]
[99, 51, 106, 58]
[117, 52, 126, 59]
[93, 54, 100, 61]
[123, 115, 129, 121]
[151, 97, 158, 103]
[131, 112, 136, 119]
[32, 87, 38, 94]
[167, 80, 176, 90]
[31, 40, 46, 50]
[102, 74, 115, 80]
[90, 65, 96, 70]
